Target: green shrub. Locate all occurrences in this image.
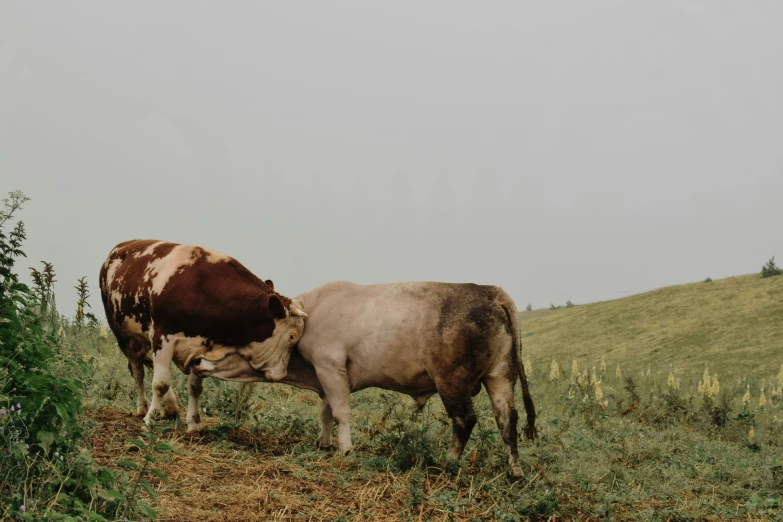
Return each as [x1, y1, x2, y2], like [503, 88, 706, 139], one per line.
[760, 257, 782, 278]
[0, 190, 167, 520]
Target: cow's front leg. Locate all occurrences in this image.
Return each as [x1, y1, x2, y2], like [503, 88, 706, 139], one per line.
[317, 398, 334, 449]
[144, 333, 178, 424]
[314, 365, 352, 454]
[186, 372, 204, 433]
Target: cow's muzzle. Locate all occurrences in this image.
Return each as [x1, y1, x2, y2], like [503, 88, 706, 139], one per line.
[190, 357, 214, 376]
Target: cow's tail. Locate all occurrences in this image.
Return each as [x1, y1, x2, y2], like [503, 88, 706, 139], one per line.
[499, 292, 538, 441]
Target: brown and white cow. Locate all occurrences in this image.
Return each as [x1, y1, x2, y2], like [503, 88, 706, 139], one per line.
[192, 280, 537, 477]
[98, 239, 307, 432]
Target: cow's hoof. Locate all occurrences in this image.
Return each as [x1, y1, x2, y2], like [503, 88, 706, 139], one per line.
[508, 468, 524, 481]
[186, 423, 203, 434]
[315, 440, 332, 451]
[164, 411, 179, 421]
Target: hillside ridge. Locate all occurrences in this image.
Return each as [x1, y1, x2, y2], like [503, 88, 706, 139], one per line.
[519, 273, 783, 383]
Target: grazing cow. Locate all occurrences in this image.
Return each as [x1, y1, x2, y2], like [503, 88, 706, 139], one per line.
[192, 280, 537, 477]
[98, 239, 307, 432]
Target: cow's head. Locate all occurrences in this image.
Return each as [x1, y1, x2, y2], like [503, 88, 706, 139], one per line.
[237, 295, 307, 381]
[190, 352, 268, 382]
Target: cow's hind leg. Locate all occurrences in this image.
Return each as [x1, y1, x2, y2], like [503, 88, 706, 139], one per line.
[186, 372, 204, 433]
[143, 332, 179, 425]
[317, 398, 334, 449]
[440, 392, 478, 461]
[482, 374, 523, 478]
[128, 357, 149, 416]
[118, 337, 150, 417]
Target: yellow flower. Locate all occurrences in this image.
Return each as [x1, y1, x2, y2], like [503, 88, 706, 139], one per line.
[615, 364, 622, 380]
[710, 375, 720, 398]
[742, 385, 750, 406]
[748, 426, 755, 444]
[524, 359, 532, 376]
[571, 359, 580, 383]
[549, 359, 560, 381]
[759, 387, 767, 408]
[600, 357, 607, 374]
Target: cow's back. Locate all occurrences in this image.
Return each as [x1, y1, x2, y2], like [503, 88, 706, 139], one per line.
[295, 281, 514, 393]
[99, 239, 286, 349]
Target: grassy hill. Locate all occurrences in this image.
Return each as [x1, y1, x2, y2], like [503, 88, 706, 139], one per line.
[519, 273, 783, 385]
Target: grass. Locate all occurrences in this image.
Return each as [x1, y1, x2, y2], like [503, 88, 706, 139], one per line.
[11, 270, 783, 520]
[77, 271, 783, 521]
[520, 273, 783, 384]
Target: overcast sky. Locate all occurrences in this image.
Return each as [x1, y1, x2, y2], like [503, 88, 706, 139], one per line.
[2, 1, 782, 316]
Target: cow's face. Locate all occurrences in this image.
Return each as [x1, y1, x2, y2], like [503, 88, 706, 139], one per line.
[238, 296, 307, 381]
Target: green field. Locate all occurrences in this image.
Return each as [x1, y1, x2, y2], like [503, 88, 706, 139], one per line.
[520, 272, 783, 384]
[2, 193, 783, 521]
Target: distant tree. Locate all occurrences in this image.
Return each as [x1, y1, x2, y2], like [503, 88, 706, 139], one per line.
[525, 302, 533, 312]
[704, 277, 712, 283]
[549, 303, 561, 310]
[761, 257, 782, 279]
[565, 300, 574, 308]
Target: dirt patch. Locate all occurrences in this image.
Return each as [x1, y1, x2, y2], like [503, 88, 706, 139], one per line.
[89, 407, 411, 522]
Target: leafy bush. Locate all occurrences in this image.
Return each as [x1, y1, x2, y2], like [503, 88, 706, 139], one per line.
[760, 257, 782, 278]
[0, 190, 167, 520]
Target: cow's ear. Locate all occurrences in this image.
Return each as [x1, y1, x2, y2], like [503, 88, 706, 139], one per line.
[265, 279, 274, 291]
[267, 294, 286, 319]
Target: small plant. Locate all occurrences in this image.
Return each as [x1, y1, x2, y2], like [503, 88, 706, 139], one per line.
[760, 257, 782, 278]
[548, 359, 561, 381]
[74, 276, 91, 326]
[29, 261, 58, 327]
[525, 302, 533, 312]
[104, 423, 172, 520]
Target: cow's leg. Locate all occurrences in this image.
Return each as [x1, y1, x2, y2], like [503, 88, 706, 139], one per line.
[482, 375, 523, 478]
[314, 366, 352, 453]
[127, 355, 149, 416]
[129, 360, 148, 416]
[119, 338, 149, 417]
[143, 333, 178, 424]
[317, 398, 334, 449]
[186, 372, 204, 433]
[440, 392, 478, 461]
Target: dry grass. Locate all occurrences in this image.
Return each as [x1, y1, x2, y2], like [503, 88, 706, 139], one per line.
[88, 408, 504, 522]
